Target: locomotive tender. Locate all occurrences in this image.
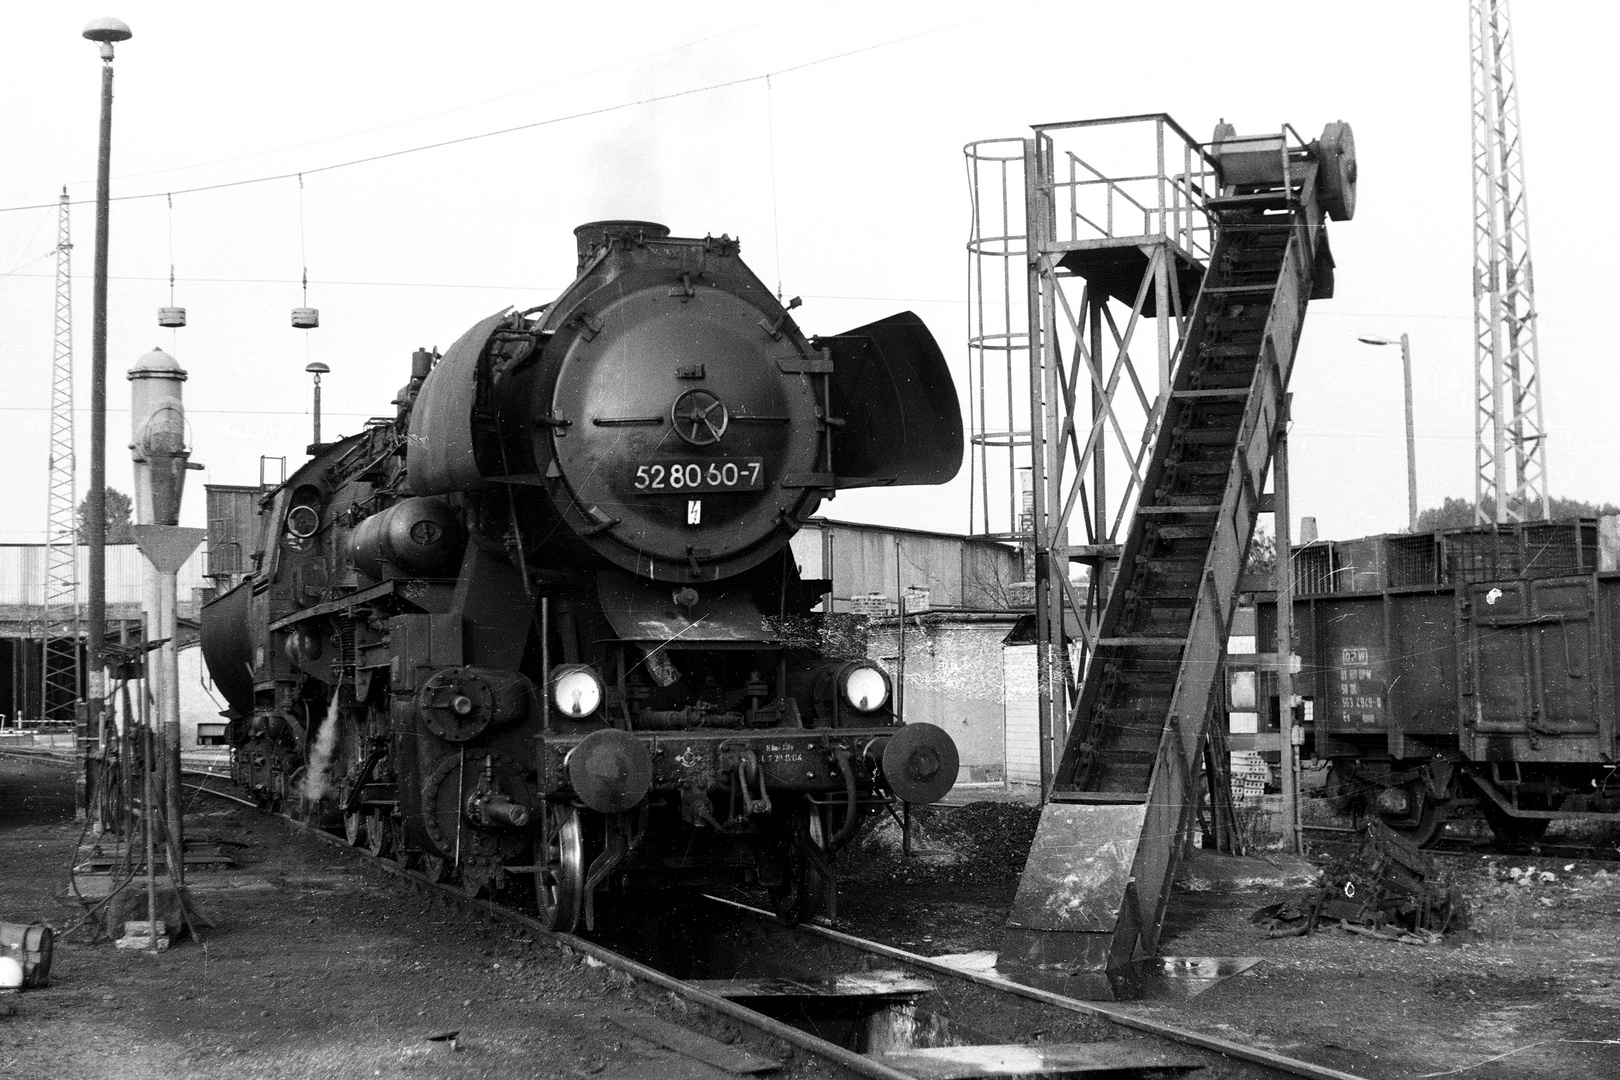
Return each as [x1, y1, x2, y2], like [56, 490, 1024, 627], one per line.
[1256, 518, 1620, 846]
[202, 221, 963, 929]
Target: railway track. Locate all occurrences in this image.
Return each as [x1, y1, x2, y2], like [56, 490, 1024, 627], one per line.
[1302, 819, 1620, 865]
[155, 765, 1367, 1080]
[6, 747, 1442, 1078]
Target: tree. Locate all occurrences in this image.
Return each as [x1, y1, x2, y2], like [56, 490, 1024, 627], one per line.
[1245, 527, 1277, 576]
[1414, 495, 1619, 533]
[77, 487, 135, 544]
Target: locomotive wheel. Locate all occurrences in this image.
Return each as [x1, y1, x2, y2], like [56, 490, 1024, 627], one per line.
[343, 810, 366, 847]
[421, 854, 452, 883]
[769, 841, 817, 926]
[769, 805, 826, 926]
[289, 766, 317, 825]
[535, 804, 584, 933]
[390, 817, 414, 868]
[363, 810, 393, 858]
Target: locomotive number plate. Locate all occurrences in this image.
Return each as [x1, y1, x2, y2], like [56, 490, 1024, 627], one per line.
[631, 458, 764, 494]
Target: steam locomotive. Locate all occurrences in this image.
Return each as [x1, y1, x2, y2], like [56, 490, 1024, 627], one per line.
[201, 221, 964, 929]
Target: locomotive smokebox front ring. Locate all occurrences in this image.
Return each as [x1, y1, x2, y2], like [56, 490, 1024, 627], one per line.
[568, 728, 653, 813]
[881, 723, 959, 805]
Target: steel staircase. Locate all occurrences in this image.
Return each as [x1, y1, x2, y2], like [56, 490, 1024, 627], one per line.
[1001, 123, 1353, 999]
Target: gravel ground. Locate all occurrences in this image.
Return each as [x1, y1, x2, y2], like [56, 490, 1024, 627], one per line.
[0, 756, 837, 1080]
[8, 757, 1620, 1080]
[831, 800, 1620, 1080]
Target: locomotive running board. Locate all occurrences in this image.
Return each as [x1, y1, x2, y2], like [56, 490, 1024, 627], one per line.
[1001, 125, 1345, 1000]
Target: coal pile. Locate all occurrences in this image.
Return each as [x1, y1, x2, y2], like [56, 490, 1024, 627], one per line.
[842, 801, 1042, 888]
[1252, 820, 1469, 944]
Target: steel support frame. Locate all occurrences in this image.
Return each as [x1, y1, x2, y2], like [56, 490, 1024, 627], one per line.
[1023, 116, 1214, 797]
[1470, 0, 1548, 524]
[42, 189, 81, 729]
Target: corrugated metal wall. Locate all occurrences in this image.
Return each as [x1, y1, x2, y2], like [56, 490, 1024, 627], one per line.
[0, 544, 208, 606]
[789, 518, 1021, 612]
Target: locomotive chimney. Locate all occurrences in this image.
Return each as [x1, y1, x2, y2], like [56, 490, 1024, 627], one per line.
[574, 220, 670, 272]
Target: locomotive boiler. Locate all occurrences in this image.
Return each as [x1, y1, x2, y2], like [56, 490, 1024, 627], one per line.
[201, 221, 964, 929]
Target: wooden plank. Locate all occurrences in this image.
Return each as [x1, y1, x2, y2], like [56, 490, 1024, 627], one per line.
[872, 1041, 1203, 1079]
[604, 1011, 780, 1075]
[689, 971, 933, 1000]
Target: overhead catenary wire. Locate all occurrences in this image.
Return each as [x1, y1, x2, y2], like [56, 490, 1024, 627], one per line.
[95, 11, 798, 188]
[0, 15, 984, 218]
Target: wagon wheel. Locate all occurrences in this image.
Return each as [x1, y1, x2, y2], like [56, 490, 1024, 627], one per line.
[1381, 783, 1448, 848]
[363, 810, 393, 858]
[1480, 794, 1552, 848]
[535, 804, 584, 933]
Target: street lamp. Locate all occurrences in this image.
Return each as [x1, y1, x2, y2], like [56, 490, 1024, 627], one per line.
[81, 16, 132, 781]
[306, 362, 330, 449]
[1357, 333, 1418, 533]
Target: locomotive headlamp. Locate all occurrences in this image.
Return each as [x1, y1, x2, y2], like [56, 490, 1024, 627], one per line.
[551, 665, 604, 718]
[841, 663, 890, 713]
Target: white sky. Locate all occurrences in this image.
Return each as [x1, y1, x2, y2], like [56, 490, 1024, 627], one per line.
[0, 1, 1612, 545]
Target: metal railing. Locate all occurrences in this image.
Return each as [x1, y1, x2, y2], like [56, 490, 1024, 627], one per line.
[1032, 114, 1217, 261]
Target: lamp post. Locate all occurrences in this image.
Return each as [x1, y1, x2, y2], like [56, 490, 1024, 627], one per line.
[81, 16, 131, 809]
[306, 362, 330, 450]
[1357, 333, 1418, 532]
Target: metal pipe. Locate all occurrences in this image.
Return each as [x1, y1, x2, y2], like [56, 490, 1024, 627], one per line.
[539, 597, 552, 735]
[1274, 395, 1299, 854]
[1400, 333, 1418, 532]
[894, 538, 905, 723]
[81, 17, 131, 814]
[159, 567, 183, 884]
[1357, 333, 1420, 532]
[141, 675, 158, 950]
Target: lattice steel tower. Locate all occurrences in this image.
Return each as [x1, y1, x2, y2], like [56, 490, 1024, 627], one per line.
[1471, 0, 1548, 523]
[42, 187, 81, 726]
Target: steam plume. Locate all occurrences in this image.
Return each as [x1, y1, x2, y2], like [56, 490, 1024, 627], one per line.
[301, 695, 342, 803]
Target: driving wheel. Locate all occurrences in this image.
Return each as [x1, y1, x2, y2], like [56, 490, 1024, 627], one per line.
[535, 804, 585, 933]
[363, 810, 393, 858]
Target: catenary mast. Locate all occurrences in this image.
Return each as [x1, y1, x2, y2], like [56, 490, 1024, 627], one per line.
[43, 188, 82, 727]
[1470, 0, 1548, 523]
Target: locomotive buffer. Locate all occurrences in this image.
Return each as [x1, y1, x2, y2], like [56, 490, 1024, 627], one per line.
[1001, 121, 1356, 999]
